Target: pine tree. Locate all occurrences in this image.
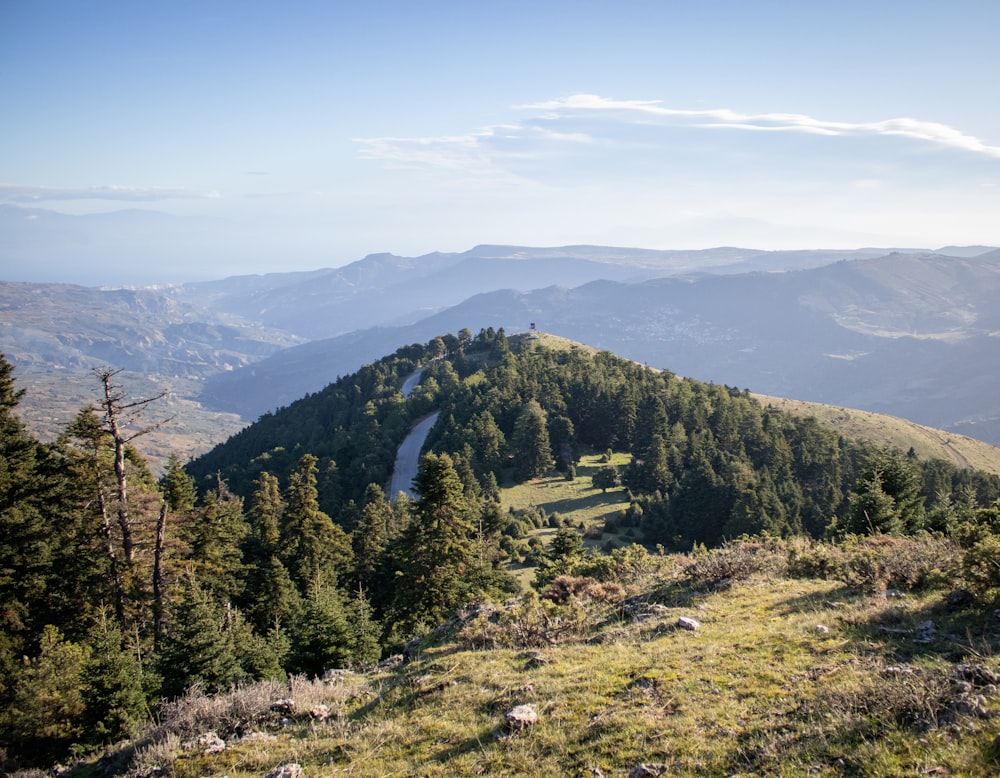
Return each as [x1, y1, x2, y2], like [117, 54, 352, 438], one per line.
[281, 454, 353, 589]
[347, 586, 382, 668]
[511, 400, 553, 480]
[353, 483, 392, 592]
[3, 625, 87, 760]
[183, 478, 248, 603]
[81, 614, 146, 745]
[160, 454, 197, 513]
[289, 583, 352, 677]
[157, 574, 243, 699]
[387, 453, 475, 639]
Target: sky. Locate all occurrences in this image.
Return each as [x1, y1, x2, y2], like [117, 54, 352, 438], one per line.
[2, 0, 1000, 285]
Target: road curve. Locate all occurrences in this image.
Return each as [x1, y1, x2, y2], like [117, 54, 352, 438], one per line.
[387, 411, 439, 499]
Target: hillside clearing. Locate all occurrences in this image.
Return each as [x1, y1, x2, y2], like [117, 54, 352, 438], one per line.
[102, 559, 1000, 777]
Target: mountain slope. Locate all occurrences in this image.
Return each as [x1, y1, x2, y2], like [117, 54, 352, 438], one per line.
[201, 251, 1000, 445]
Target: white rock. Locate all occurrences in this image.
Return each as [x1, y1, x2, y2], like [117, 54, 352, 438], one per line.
[505, 703, 539, 730]
[676, 616, 700, 631]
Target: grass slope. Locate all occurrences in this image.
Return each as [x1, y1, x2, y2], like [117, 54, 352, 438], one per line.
[756, 394, 1000, 476]
[100, 545, 1000, 777]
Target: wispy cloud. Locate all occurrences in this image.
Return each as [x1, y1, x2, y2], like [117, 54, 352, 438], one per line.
[0, 185, 222, 203]
[354, 94, 1000, 182]
[521, 94, 1000, 159]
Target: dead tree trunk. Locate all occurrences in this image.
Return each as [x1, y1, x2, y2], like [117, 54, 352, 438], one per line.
[94, 367, 171, 565]
[153, 501, 167, 650]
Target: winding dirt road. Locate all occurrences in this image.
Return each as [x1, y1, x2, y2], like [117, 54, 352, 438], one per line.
[387, 411, 440, 498]
[386, 368, 436, 498]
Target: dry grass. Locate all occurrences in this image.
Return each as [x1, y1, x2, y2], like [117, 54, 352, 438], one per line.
[77, 547, 1000, 777]
[755, 393, 1000, 475]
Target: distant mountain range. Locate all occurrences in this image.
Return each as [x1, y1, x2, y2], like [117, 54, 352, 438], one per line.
[3, 243, 999, 461]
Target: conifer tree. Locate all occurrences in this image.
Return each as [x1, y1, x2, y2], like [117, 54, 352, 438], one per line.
[160, 454, 197, 513]
[353, 483, 392, 592]
[387, 452, 475, 639]
[281, 454, 353, 589]
[3, 625, 87, 760]
[511, 399, 553, 480]
[157, 574, 243, 699]
[81, 614, 146, 744]
[288, 583, 352, 677]
[183, 477, 248, 603]
[347, 585, 382, 668]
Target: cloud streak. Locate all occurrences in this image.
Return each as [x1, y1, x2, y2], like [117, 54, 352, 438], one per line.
[0, 185, 222, 203]
[354, 94, 1000, 179]
[521, 94, 1000, 158]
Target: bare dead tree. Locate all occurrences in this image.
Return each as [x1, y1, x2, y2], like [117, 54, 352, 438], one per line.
[93, 366, 172, 564]
[153, 501, 167, 649]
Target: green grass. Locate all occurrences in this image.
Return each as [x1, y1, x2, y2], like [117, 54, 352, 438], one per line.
[95, 562, 1000, 777]
[501, 453, 632, 528]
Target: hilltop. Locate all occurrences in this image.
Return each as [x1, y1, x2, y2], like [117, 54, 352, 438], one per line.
[4, 331, 1000, 773]
[76, 537, 1000, 777]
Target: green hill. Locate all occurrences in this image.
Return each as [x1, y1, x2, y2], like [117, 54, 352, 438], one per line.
[5, 333, 1000, 773]
[85, 537, 1000, 777]
[755, 394, 1000, 477]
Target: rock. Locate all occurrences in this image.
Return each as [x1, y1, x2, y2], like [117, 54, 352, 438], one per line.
[322, 668, 354, 683]
[953, 663, 1000, 687]
[267, 764, 304, 778]
[947, 588, 974, 609]
[629, 764, 670, 777]
[270, 698, 296, 715]
[402, 636, 422, 661]
[814, 625, 829, 634]
[376, 654, 404, 672]
[310, 704, 332, 721]
[523, 650, 550, 667]
[505, 703, 539, 730]
[676, 616, 700, 631]
[240, 731, 276, 742]
[915, 620, 937, 642]
[184, 732, 225, 754]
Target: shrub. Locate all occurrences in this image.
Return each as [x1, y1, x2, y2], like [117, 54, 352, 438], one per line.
[683, 537, 786, 587]
[962, 532, 1000, 596]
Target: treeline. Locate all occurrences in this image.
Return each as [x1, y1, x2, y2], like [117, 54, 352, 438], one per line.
[3, 330, 1000, 766]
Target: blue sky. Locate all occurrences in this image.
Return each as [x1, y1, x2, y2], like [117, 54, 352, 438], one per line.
[2, 0, 999, 284]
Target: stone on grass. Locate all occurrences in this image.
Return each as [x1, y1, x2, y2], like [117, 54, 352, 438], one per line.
[270, 698, 296, 715]
[505, 703, 539, 730]
[630, 764, 670, 777]
[188, 732, 225, 754]
[676, 616, 700, 631]
[267, 764, 303, 778]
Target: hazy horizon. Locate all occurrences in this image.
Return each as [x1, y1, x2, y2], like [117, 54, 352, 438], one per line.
[3, 1, 999, 285]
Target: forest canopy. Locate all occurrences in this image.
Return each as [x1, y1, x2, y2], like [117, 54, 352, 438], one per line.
[2, 330, 1000, 766]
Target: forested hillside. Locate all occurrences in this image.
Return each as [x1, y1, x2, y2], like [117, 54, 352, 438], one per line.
[3, 332, 1000, 770]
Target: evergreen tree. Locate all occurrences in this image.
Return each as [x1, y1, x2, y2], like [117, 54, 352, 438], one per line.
[3, 625, 87, 761]
[81, 614, 146, 745]
[226, 606, 285, 682]
[387, 453, 475, 639]
[281, 454, 353, 588]
[353, 483, 392, 592]
[289, 583, 352, 677]
[511, 399, 553, 480]
[347, 586, 382, 668]
[183, 478, 249, 603]
[159, 454, 197, 513]
[157, 574, 243, 699]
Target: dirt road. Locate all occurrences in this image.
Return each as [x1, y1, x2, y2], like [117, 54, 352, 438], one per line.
[387, 411, 439, 498]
